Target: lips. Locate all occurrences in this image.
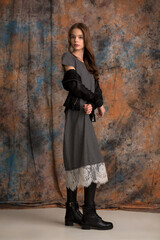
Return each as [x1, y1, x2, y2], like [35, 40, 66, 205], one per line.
[74, 44, 79, 46]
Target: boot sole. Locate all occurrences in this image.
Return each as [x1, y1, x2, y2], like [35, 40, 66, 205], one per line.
[81, 224, 113, 230]
[65, 219, 82, 226]
[65, 219, 74, 226]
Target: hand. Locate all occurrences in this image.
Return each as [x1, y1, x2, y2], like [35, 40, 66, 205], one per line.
[83, 104, 92, 115]
[96, 105, 105, 118]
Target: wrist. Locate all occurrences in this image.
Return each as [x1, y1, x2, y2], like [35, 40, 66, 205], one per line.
[95, 99, 103, 108]
[98, 104, 103, 108]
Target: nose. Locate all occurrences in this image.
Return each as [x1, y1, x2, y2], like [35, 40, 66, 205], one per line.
[74, 37, 79, 42]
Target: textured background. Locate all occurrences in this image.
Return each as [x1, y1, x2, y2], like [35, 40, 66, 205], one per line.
[0, 0, 160, 210]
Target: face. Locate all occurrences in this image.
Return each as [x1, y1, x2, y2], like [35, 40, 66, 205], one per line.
[70, 28, 85, 51]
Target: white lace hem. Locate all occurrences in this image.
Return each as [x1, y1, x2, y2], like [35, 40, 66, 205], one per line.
[65, 162, 108, 191]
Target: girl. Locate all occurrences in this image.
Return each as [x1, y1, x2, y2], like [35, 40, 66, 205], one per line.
[61, 22, 113, 230]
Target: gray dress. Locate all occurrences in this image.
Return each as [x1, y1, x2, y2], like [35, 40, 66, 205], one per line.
[62, 51, 108, 191]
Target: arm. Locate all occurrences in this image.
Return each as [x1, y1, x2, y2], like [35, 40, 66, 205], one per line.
[63, 79, 95, 102]
[87, 79, 103, 109]
[62, 67, 95, 102]
[94, 79, 103, 107]
[62, 66, 103, 107]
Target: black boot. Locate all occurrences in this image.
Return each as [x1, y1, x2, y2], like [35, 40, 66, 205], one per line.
[81, 202, 113, 230]
[81, 182, 113, 230]
[65, 187, 83, 226]
[65, 201, 83, 226]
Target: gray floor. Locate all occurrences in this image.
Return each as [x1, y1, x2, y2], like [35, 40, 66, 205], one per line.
[0, 207, 160, 240]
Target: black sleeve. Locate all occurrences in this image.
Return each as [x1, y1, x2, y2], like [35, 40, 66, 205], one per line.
[87, 80, 103, 108]
[62, 79, 95, 102]
[94, 79, 103, 107]
[62, 70, 103, 107]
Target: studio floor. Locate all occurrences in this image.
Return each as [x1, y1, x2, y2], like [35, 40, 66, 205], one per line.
[0, 207, 160, 240]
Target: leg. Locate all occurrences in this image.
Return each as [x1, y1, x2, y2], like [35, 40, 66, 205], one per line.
[65, 186, 83, 226]
[81, 181, 113, 230]
[66, 187, 77, 203]
[84, 182, 97, 206]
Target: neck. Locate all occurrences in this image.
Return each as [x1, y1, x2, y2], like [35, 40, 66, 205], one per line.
[72, 49, 84, 62]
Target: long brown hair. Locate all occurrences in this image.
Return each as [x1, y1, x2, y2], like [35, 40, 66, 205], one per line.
[67, 23, 99, 81]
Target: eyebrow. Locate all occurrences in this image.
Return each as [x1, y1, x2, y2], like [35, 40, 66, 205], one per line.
[71, 34, 83, 36]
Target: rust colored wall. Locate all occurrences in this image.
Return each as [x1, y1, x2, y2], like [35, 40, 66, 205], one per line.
[0, 0, 159, 210]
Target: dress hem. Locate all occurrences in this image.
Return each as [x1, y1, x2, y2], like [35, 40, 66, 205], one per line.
[65, 162, 108, 191]
[66, 178, 108, 191]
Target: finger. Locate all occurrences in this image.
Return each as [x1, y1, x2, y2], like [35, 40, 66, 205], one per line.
[96, 113, 102, 117]
[87, 106, 92, 110]
[86, 110, 91, 114]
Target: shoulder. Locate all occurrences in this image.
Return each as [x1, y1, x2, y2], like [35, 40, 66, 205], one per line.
[61, 51, 74, 60]
[61, 51, 76, 68]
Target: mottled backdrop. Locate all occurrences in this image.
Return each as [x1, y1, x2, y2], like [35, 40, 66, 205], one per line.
[0, 0, 159, 210]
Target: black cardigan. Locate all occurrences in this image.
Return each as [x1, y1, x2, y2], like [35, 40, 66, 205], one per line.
[62, 69, 103, 122]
